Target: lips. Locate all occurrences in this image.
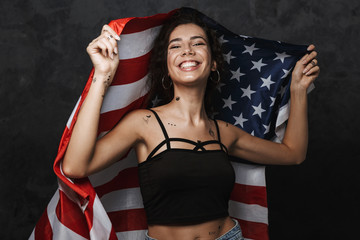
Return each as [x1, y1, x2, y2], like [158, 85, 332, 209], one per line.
[179, 60, 200, 70]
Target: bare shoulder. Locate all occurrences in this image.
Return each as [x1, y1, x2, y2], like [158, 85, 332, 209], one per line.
[215, 119, 248, 146]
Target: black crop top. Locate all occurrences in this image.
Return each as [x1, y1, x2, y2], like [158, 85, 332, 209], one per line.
[138, 110, 235, 225]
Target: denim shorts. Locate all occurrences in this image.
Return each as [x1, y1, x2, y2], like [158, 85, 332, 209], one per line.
[144, 219, 244, 240]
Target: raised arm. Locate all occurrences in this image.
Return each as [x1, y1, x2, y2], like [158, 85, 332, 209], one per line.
[62, 25, 138, 178]
[226, 45, 320, 165]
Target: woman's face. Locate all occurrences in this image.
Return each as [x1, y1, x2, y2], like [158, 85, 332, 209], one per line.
[167, 23, 216, 86]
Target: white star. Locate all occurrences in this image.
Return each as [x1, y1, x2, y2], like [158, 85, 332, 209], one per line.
[251, 58, 267, 72]
[151, 95, 161, 107]
[231, 68, 245, 82]
[222, 95, 236, 110]
[281, 68, 292, 79]
[241, 85, 255, 100]
[260, 75, 275, 90]
[250, 131, 255, 136]
[263, 123, 270, 134]
[242, 43, 259, 56]
[273, 52, 291, 63]
[233, 113, 248, 128]
[252, 103, 266, 118]
[270, 96, 276, 107]
[218, 35, 229, 44]
[223, 51, 236, 64]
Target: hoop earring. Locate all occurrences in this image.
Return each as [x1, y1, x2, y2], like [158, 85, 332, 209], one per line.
[210, 70, 221, 84]
[162, 76, 172, 89]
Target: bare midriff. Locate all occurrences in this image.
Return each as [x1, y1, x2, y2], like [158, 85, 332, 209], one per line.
[147, 216, 235, 240]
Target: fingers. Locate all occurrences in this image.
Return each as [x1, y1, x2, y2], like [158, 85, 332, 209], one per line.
[101, 24, 120, 40]
[300, 44, 319, 75]
[88, 24, 120, 60]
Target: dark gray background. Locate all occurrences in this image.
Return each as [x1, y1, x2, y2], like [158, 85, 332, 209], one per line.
[1, 0, 359, 239]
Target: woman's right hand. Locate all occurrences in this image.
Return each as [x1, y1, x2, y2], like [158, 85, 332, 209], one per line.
[86, 24, 120, 76]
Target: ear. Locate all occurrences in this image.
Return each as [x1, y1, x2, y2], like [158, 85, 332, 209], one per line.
[211, 61, 217, 71]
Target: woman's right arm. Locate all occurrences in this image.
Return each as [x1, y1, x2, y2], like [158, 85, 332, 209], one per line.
[62, 25, 138, 178]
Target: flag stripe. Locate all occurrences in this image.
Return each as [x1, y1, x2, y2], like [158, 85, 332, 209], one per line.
[89, 195, 113, 240]
[108, 209, 148, 232]
[98, 95, 148, 133]
[89, 151, 138, 187]
[230, 183, 267, 207]
[112, 53, 151, 86]
[100, 77, 149, 114]
[236, 218, 269, 240]
[120, 12, 173, 34]
[117, 26, 161, 60]
[115, 230, 147, 240]
[48, 191, 88, 240]
[33, 206, 53, 239]
[95, 167, 139, 198]
[100, 188, 144, 212]
[229, 200, 268, 224]
[232, 161, 266, 187]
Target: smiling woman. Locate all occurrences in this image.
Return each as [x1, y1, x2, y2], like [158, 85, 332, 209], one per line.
[61, 7, 319, 240]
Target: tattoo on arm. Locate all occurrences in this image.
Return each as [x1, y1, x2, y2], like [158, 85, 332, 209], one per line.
[143, 114, 151, 123]
[92, 77, 97, 83]
[102, 75, 111, 98]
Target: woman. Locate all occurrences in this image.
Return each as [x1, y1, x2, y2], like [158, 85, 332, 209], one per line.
[62, 10, 319, 240]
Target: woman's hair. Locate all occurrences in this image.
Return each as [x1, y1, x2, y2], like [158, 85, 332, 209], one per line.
[147, 8, 224, 115]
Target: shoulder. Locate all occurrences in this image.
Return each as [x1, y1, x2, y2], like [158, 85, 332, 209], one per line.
[215, 119, 248, 146]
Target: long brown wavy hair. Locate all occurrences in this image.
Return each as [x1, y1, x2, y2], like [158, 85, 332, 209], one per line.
[147, 8, 224, 115]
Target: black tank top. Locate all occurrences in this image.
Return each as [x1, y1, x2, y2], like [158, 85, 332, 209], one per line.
[138, 109, 235, 225]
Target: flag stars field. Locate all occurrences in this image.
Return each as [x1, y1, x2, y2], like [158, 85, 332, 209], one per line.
[231, 67, 245, 82]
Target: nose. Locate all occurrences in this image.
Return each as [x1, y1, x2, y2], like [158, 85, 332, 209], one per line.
[182, 46, 194, 56]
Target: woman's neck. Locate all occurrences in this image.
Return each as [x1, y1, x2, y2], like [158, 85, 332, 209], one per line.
[167, 85, 208, 125]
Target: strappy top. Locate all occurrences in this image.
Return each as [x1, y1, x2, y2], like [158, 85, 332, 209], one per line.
[138, 110, 235, 225]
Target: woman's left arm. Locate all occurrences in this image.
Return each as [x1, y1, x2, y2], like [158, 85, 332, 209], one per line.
[227, 45, 320, 165]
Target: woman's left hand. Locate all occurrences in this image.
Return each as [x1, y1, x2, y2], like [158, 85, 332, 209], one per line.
[291, 44, 320, 91]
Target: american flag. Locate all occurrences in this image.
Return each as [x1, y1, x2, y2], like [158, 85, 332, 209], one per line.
[30, 7, 308, 240]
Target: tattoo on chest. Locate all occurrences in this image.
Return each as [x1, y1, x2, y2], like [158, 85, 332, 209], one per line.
[167, 122, 176, 126]
[209, 128, 215, 138]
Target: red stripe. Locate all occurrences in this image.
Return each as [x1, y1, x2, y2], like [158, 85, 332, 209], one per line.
[95, 167, 139, 198]
[34, 208, 53, 240]
[108, 208, 148, 232]
[236, 218, 269, 240]
[98, 95, 148, 133]
[56, 190, 90, 239]
[230, 183, 268, 207]
[112, 52, 151, 86]
[120, 10, 176, 34]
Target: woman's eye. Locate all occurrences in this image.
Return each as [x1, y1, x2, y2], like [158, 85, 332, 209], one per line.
[193, 42, 205, 46]
[169, 45, 180, 49]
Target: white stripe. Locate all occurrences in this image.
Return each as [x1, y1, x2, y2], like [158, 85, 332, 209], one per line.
[101, 75, 149, 114]
[229, 200, 268, 224]
[66, 97, 81, 128]
[28, 229, 35, 240]
[100, 187, 144, 212]
[47, 190, 88, 240]
[116, 230, 146, 240]
[89, 195, 112, 240]
[231, 162, 266, 187]
[118, 26, 161, 60]
[89, 149, 138, 187]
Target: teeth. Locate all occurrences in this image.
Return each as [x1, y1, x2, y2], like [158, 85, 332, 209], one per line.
[180, 61, 198, 69]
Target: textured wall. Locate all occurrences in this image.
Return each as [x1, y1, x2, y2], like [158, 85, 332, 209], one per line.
[0, 0, 359, 239]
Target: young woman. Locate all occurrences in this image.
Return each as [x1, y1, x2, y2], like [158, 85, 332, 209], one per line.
[62, 10, 319, 240]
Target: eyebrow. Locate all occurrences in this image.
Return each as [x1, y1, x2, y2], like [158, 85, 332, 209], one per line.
[168, 35, 207, 44]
